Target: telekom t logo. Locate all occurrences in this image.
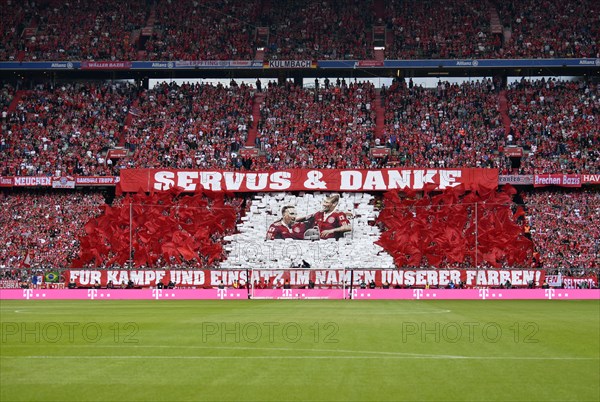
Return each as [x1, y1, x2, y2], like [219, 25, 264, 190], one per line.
[152, 289, 163, 300]
[413, 289, 423, 300]
[545, 289, 555, 300]
[282, 289, 293, 298]
[23, 289, 33, 300]
[217, 289, 226, 299]
[348, 289, 357, 299]
[479, 289, 489, 300]
[87, 289, 98, 300]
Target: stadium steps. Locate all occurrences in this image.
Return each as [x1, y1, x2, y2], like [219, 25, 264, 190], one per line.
[130, 29, 141, 48]
[246, 92, 265, 146]
[498, 90, 511, 134]
[374, 89, 385, 139]
[8, 90, 29, 113]
[489, 8, 503, 34]
[138, 4, 156, 51]
[373, 0, 386, 57]
[373, 0, 385, 21]
[385, 29, 394, 47]
[503, 27, 512, 45]
[260, 0, 272, 14]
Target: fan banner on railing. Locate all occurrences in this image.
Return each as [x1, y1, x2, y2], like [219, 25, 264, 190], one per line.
[63, 269, 546, 288]
[533, 174, 582, 188]
[545, 275, 597, 288]
[119, 168, 498, 193]
[582, 174, 600, 184]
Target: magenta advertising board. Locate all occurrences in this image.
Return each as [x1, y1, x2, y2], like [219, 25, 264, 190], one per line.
[1, 289, 598, 300]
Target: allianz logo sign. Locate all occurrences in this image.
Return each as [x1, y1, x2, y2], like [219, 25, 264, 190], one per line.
[455, 60, 479, 66]
[50, 62, 73, 68]
[151, 62, 175, 68]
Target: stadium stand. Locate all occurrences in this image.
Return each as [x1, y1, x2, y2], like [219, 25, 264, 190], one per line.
[5, 77, 594, 176]
[263, 0, 373, 60]
[144, 0, 258, 60]
[0, 190, 105, 268]
[2, 0, 596, 61]
[1, 81, 137, 177]
[2, 0, 147, 61]
[384, 0, 502, 59]
[0, 1, 598, 284]
[381, 78, 508, 170]
[122, 81, 253, 170]
[525, 189, 600, 271]
[504, 79, 599, 174]
[495, 0, 599, 58]
[253, 80, 377, 169]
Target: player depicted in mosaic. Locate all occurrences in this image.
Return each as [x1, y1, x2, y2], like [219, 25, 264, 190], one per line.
[298, 193, 352, 240]
[266, 205, 308, 240]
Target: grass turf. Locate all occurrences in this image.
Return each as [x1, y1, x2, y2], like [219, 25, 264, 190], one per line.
[1, 300, 599, 401]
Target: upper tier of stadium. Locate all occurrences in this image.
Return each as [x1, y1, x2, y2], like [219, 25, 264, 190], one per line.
[1, 0, 597, 62]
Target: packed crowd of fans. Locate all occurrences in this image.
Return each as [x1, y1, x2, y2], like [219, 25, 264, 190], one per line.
[3, 0, 147, 61]
[505, 78, 599, 174]
[144, 0, 258, 60]
[384, 0, 502, 59]
[1, 81, 138, 177]
[381, 78, 510, 171]
[253, 79, 377, 169]
[525, 189, 600, 271]
[1, 0, 597, 61]
[0, 190, 246, 271]
[2, 77, 598, 175]
[0, 83, 15, 119]
[264, 0, 372, 60]
[496, 0, 599, 58]
[0, 190, 105, 269]
[122, 81, 253, 170]
[0, 1, 25, 61]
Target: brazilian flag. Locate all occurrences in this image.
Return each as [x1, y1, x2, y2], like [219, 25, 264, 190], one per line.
[45, 271, 60, 283]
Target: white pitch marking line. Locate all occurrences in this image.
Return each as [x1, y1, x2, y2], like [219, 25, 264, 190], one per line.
[2, 355, 597, 361]
[2, 345, 598, 361]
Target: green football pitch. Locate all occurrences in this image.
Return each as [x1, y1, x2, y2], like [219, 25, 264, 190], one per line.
[1, 300, 599, 401]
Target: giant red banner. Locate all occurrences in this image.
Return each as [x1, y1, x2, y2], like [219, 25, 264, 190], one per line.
[63, 269, 546, 289]
[119, 168, 498, 193]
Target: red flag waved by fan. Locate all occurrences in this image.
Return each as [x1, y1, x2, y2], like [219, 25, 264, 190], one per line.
[375, 186, 533, 269]
[71, 188, 240, 269]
